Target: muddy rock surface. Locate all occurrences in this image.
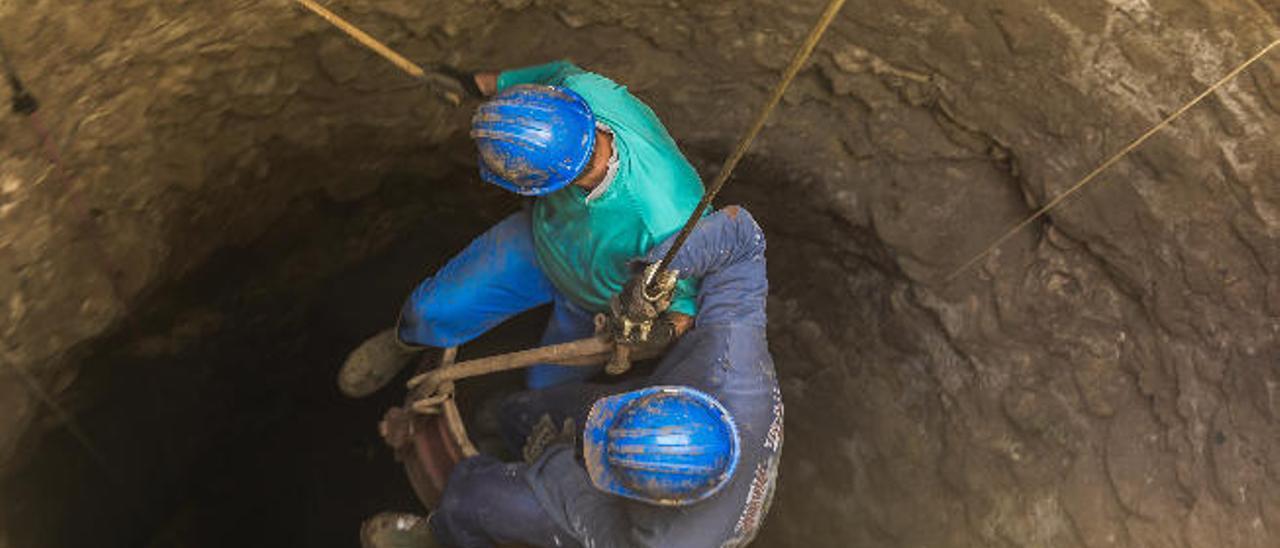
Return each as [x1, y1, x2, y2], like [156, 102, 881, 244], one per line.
[2, 0, 1279, 546]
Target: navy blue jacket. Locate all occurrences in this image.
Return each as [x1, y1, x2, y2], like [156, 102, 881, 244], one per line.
[523, 207, 782, 547]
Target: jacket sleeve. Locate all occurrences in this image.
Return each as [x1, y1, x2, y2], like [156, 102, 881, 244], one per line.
[667, 277, 700, 317]
[641, 207, 767, 327]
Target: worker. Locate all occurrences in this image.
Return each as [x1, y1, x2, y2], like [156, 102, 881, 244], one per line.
[361, 206, 783, 548]
[339, 60, 704, 396]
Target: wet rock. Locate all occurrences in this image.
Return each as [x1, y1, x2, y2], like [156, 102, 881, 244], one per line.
[1062, 451, 1130, 548]
[0, 372, 34, 468]
[4, 0, 1280, 546]
[376, 0, 428, 20]
[60, 6, 111, 55]
[1071, 358, 1128, 418]
[1106, 403, 1190, 521]
[316, 36, 365, 84]
[1185, 496, 1270, 548]
[556, 10, 591, 29]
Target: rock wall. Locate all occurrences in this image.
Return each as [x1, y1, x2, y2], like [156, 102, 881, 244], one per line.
[2, 0, 1279, 546]
[0, 0, 479, 467]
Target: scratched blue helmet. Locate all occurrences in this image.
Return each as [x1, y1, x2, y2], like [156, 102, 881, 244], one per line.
[584, 386, 740, 506]
[470, 84, 596, 196]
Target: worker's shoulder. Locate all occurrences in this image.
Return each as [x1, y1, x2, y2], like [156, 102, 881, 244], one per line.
[564, 73, 649, 115]
[553, 69, 659, 121]
[611, 167, 701, 237]
[602, 152, 701, 243]
[560, 66, 624, 91]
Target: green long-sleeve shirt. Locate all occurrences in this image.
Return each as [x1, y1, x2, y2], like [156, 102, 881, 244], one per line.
[498, 61, 703, 315]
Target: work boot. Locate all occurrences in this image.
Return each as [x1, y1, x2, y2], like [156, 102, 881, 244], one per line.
[339, 328, 424, 398]
[360, 512, 440, 548]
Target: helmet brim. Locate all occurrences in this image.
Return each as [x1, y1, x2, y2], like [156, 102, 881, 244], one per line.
[478, 159, 573, 197]
[583, 389, 648, 499]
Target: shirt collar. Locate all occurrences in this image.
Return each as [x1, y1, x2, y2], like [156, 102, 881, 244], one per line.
[585, 123, 619, 204]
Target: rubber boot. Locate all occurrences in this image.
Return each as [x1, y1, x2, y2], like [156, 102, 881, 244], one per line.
[360, 512, 440, 548]
[339, 328, 424, 398]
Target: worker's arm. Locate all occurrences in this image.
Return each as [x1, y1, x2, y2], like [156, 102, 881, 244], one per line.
[666, 267, 700, 318]
[639, 207, 767, 328]
[474, 72, 498, 95]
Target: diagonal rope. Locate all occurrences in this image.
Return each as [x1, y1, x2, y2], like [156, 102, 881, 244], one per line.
[292, 0, 850, 288]
[944, 37, 1280, 283]
[1, 358, 118, 482]
[1, 35, 124, 486]
[294, 0, 426, 78]
[653, 0, 848, 275]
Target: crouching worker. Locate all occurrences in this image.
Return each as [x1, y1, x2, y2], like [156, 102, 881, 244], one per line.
[363, 207, 783, 548]
[338, 60, 703, 396]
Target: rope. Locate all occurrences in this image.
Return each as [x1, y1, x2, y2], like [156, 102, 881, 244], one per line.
[293, 0, 426, 79]
[293, 0, 848, 280]
[0, 35, 124, 487]
[405, 347, 479, 457]
[653, 0, 848, 275]
[944, 37, 1280, 283]
[2, 357, 116, 471]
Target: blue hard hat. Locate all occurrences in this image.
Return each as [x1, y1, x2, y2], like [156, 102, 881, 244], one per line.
[584, 386, 740, 506]
[470, 84, 597, 196]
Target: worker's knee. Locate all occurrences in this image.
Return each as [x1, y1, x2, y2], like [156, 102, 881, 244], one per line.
[436, 458, 490, 521]
[436, 456, 523, 528]
[434, 456, 563, 547]
[396, 279, 472, 346]
[396, 300, 435, 346]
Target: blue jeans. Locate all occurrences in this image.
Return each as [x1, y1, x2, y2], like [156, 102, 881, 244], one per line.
[397, 210, 599, 389]
[430, 456, 581, 548]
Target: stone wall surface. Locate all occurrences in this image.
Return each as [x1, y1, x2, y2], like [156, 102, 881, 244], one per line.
[1, 0, 1278, 546]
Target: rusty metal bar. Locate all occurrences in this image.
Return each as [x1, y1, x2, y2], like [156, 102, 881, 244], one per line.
[406, 336, 667, 395]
